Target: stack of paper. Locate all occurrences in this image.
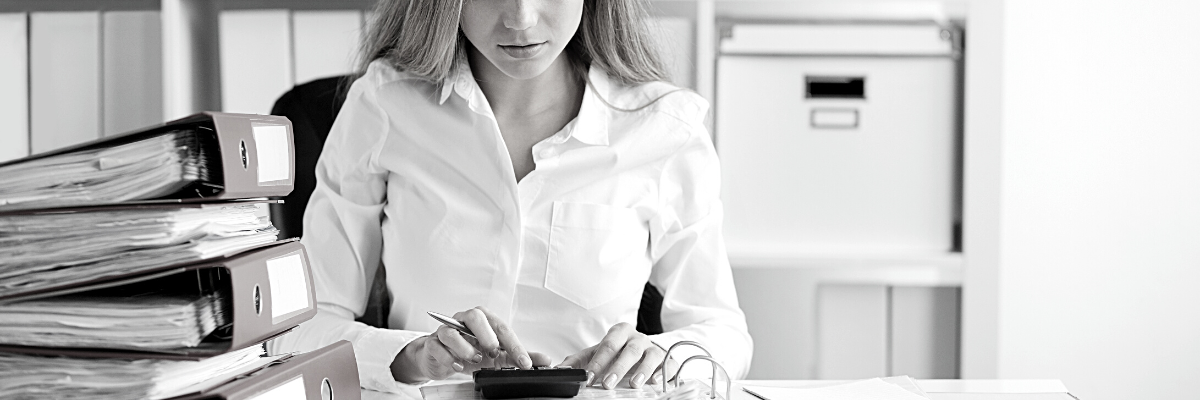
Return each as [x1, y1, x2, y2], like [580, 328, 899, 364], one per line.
[0, 203, 278, 298]
[0, 292, 228, 350]
[0, 345, 281, 400]
[0, 130, 222, 212]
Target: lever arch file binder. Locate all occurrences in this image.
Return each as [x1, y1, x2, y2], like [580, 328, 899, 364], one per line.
[0, 112, 296, 212]
[0, 340, 359, 399]
[0, 240, 317, 359]
[172, 340, 360, 400]
[0, 200, 280, 299]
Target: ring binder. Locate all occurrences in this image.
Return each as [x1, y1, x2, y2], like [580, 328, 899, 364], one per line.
[659, 341, 732, 400]
[169, 341, 360, 400]
[0, 112, 296, 212]
[0, 241, 317, 359]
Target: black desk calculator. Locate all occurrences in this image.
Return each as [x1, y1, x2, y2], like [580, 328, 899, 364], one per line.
[473, 366, 588, 399]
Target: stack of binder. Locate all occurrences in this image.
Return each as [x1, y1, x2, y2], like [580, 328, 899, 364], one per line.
[0, 113, 360, 399]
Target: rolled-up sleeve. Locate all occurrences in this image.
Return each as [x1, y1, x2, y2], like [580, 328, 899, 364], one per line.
[647, 100, 754, 380]
[268, 73, 427, 393]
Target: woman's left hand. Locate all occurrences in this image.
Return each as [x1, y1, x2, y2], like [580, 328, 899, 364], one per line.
[556, 322, 675, 390]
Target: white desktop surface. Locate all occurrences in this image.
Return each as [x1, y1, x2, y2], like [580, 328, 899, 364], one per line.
[362, 379, 1073, 400]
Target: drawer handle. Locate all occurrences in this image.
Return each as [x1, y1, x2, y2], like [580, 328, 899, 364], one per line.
[810, 108, 859, 129]
[806, 76, 865, 99]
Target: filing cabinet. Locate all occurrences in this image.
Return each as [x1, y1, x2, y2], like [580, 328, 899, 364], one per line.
[716, 23, 963, 256]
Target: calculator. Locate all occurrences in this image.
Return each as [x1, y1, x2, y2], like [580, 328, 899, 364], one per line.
[473, 366, 588, 399]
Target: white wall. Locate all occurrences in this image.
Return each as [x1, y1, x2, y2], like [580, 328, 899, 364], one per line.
[990, 1, 1200, 399]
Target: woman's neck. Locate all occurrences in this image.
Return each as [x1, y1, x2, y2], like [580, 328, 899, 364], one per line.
[467, 46, 583, 122]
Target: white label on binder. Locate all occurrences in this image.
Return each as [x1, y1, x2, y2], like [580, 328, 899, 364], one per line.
[267, 253, 310, 320]
[253, 124, 291, 183]
[249, 375, 306, 400]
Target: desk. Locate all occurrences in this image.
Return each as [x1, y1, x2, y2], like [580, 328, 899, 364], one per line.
[361, 379, 1074, 400]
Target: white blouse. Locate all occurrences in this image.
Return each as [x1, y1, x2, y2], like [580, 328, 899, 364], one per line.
[271, 58, 752, 393]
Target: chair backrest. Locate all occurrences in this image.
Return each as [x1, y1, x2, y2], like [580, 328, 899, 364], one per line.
[270, 75, 664, 335]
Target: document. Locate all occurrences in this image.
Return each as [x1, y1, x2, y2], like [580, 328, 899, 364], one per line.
[0, 130, 220, 211]
[0, 345, 280, 400]
[0, 203, 278, 299]
[742, 377, 928, 400]
[0, 292, 228, 350]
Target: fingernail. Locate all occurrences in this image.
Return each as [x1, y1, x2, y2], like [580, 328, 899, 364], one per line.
[519, 354, 531, 369]
[471, 353, 483, 364]
[631, 373, 646, 388]
[489, 349, 501, 358]
[586, 370, 595, 386]
[603, 373, 618, 389]
[452, 362, 464, 372]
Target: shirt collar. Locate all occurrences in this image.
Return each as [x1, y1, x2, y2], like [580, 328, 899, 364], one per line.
[569, 66, 611, 146]
[439, 55, 611, 147]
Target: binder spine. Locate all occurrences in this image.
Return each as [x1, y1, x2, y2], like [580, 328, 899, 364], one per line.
[222, 341, 360, 400]
[227, 241, 317, 349]
[208, 113, 296, 199]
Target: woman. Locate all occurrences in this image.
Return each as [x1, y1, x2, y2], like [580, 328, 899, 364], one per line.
[274, 0, 752, 393]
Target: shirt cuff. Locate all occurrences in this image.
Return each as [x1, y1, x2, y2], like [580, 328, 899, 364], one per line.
[352, 327, 428, 393]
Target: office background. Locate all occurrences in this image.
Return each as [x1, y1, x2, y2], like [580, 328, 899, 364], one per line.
[0, 1, 1196, 400]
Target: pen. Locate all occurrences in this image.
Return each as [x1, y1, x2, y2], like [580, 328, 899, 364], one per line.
[742, 388, 771, 400]
[427, 311, 479, 341]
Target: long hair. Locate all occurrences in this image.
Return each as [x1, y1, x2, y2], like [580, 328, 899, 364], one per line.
[357, 0, 670, 86]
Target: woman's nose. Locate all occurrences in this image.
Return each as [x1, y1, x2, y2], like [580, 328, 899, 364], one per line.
[502, 0, 537, 31]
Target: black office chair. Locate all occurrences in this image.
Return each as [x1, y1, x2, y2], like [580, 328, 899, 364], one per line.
[270, 75, 664, 335]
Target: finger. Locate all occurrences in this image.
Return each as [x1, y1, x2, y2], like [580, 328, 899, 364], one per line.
[599, 336, 649, 389]
[436, 326, 484, 364]
[556, 346, 593, 368]
[660, 356, 680, 383]
[529, 352, 553, 367]
[649, 354, 676, 385]
[424, 337, 464, 379]
[479, 308, 531, 369]
[586, 323, 635, 389]
[455, 308, 502, 358]
[626, 344, 665, 389]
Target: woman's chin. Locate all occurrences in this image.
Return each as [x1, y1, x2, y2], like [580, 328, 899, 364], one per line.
[492, 57, 561, 81]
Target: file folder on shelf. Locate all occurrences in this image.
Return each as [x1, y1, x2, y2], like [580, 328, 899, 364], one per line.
[171, 340, 360, 400]
[0, 240, 317, 359]
[0, 112, 295, 211]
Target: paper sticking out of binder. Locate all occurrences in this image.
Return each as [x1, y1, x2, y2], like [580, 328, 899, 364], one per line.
[0, 240, 316, 359]
[0, 340, 360, 400]
[0, 112, 295, 212]
[0, 200, 280, 300]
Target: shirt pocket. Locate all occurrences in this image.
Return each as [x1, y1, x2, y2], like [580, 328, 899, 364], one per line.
[545, 201, 650, 310]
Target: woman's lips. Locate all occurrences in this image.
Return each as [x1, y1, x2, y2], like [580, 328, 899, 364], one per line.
[499, 42, 546, 59]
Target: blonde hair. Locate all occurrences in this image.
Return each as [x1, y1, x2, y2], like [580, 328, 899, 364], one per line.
[357, 0, 670, 86]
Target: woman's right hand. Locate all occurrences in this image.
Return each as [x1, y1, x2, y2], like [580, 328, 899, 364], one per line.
[390, 306, 550, 383]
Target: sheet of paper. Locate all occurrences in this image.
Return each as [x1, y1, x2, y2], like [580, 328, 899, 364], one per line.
[0, 345, 274, 400]
[0, 203, 278, 299]
[0, 292, 227, 350]
[742, 377, 929, 400]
